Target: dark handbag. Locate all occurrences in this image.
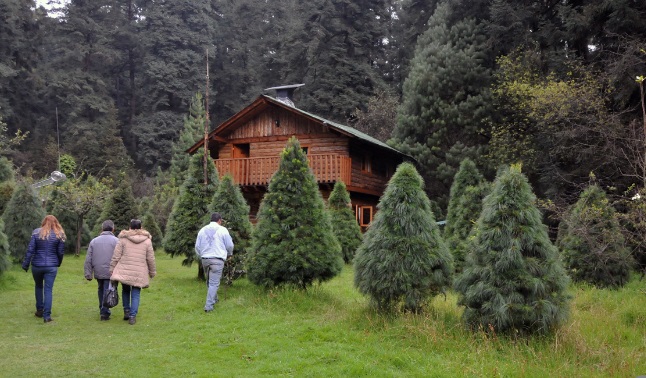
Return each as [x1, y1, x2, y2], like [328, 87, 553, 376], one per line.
[103, 281, 119, 308]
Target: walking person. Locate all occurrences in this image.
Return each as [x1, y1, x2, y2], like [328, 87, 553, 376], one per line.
[109, 219, 156, 325]
[195, 212, 234, 312]
[84, 220, 119, 321]
[22, 215, 66, 323]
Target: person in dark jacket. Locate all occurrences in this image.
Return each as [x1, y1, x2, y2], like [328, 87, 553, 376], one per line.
[22, 215, 66, 323]
[84, 220, 119, 321]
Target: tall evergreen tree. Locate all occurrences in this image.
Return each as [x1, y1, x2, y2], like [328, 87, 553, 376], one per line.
[354, 162, 453, 312]
[96, 175, 139, 234]
[455, 165, 570, 335]
[208, 174, 252, 285]
[134, 0, 218, 171]
[39, 0, 133, 178]
[282, 0, 389, 122]
[2, 182, 46, 262]
[169, 93, 207, 185]
[328, 181, 362, 264]
[444, 158, 489, 272]
[0, 218, 11, 276]
[142, 211, 163, 246]
[164, 153, 219, 272]
[557, 185, 632, 289]
[47, 189, 90, 255]
[247, 137, 343, 289]
[391, 3, 493, 206]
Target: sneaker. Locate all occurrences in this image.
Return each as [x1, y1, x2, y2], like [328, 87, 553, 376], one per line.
[123, 309, 130, 321]
[100, 315, 110, 321]
[128, 316, 136, 325]
[34, 309, 44, 318]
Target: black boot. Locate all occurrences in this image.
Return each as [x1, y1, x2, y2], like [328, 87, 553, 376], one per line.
[128, 316, 136, 325]
[34, 309, 44, 318]
[123, 309, 130, 321]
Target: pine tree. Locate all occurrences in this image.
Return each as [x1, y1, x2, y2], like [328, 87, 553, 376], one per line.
[164, 153, 219, 271]
[455, 165, 570, 335]
[208, 174, 253, 285]
[47, 189, 91, 255]
[282, 0, 389, 121]
[0, 218, 10, 276]
[96, 175, 139, 234]
[391, 2, 493, 206]
[328, 181, 362, 264]
[142, 211, 163, 246]
[2, 181, 46, 262]
[354, 162, 453, 312]
[169, 93, 207, 185]
[444, 158, 489, 272]
[557, 185, 632, 289]
[247, 137, 343, 289]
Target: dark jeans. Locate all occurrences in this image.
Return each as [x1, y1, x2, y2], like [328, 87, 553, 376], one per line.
[31, 266, 58, 319]
[121, 284, 141, 317]
[96, 279, 111, 316]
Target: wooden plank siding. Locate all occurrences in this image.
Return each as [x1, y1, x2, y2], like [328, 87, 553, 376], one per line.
[215, 154, 351, 187]
[224, 108, 328, 139]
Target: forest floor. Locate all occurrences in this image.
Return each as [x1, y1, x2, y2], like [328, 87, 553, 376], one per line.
[1, 252, 645, 377]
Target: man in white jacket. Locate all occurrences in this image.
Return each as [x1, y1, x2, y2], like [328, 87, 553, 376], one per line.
[195, 213, 234, 312]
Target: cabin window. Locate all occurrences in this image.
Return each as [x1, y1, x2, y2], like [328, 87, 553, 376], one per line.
[301, 146, 309, 155]
[361, 154, 372, 173]
[232, 143, 250, 159]
[355, 205, 373, 227]
[372, 157, 388, 177]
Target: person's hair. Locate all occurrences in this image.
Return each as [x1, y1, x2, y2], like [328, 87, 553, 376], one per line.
[130, 219, 142, 230]
[210, 213, 222, 222]
[101, 220, 115, 232]
[39, 215, 66, 241]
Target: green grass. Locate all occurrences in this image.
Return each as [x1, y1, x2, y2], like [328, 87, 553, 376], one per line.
[1, 252, 645, 377]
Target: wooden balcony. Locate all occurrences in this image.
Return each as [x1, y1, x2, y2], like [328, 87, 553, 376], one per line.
[215, 154, 352, 187]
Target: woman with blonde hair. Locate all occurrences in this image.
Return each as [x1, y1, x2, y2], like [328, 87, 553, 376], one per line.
[22, 215, 66, 323]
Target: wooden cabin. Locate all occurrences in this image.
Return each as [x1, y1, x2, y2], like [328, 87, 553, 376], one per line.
[188, 90, 410, 229]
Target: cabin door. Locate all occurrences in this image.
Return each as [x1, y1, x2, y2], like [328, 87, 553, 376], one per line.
[232, 144, 250, 184]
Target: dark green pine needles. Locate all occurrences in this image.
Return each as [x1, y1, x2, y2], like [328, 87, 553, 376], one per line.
[247, 137, 343, 289]
[444, 158, 489, 272]
[353, 162, 453, 313]
[328, 181, 362, 264]
[557, 185, 632, 289]
[3, 182, 45, 262]
[455, 165, 570, 335]
[164, 153, 219, 267]
[209, 174, 253, 285]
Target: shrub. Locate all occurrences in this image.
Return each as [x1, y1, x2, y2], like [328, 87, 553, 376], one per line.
[208, 174, 252, 285]
[328, 181, 362, 263]
[557, 185, 632, 288]
[354, 162, 453, 312]
[455, 165, 570, 335]
[247, 137, 343, 289]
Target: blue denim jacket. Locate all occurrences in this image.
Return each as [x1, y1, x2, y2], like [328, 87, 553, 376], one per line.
[22, 228, 65, 269]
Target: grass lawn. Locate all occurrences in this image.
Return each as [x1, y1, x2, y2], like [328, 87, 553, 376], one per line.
[1, 251, 645, 377]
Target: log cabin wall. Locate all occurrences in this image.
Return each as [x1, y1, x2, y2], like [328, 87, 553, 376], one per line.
[225, 106, 327, 139]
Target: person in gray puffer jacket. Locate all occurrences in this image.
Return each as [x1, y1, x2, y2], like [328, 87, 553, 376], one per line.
[84, 220, 119, 321]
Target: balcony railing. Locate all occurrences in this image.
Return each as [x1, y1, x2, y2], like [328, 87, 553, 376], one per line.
[215, 154, 352, 187]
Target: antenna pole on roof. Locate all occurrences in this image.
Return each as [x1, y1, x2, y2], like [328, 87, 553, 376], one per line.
[203, 48, 210, 186]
